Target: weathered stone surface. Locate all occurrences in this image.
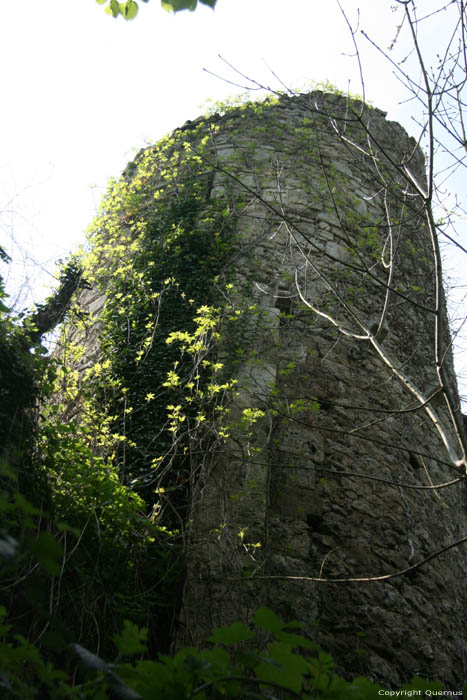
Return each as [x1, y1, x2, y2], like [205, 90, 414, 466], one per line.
[66, 92, 467, 688]
[173, 93, 467, 687]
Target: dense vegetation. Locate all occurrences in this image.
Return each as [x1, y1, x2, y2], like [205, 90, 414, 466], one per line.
[0, 99, 459, 698]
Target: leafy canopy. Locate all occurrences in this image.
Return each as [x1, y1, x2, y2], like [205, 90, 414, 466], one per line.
[97, 0, 217, 20]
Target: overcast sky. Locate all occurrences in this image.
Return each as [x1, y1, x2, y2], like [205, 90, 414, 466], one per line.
[0, 0, 465, 388]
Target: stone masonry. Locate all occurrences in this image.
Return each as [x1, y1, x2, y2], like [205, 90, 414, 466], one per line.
[70, 92, 467, 688]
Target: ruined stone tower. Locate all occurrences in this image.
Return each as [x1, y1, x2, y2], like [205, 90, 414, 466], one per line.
[64, 92, 467, 688]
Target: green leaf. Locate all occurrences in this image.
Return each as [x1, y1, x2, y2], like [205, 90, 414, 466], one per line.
[253, 607, 284, 634]
[161, 0, 197, 12]
[275, 630, 318, 652]
[198, 646, 231, 669]
[0, 459, 16, 481]
[256, 642, 308, 694]
[96, 0, 107, 5]
[108, 0, 121, 16]
[122, 0, 139, 18]
[200, 0, 216, 6]
[208, 621, 254, 645]
[114, 620, 148, 657]
[14, 492, 41, 516]
[27, 532, 63, 576]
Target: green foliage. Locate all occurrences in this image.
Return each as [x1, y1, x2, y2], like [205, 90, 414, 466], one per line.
[0, 597, 447, 698]
[113, 620, 148, 659]
[38, 408, 146, 539]
[96, 0, 217, 20]
[0, 246, 10, 313]
[161, 0, 217, 11]
[78, 130, 239, 496]
[22, 123, 245, 669]
[0, 91, 460, 700]
[26, 531, 63, 576]
[0, 317, 38, 462]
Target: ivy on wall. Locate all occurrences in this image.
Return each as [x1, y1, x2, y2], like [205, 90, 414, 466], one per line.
[32, 118, 248, 662]
[0, 92, 461, 696]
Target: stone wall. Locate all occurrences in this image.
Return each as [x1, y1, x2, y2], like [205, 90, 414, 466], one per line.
[173, 93, 467, 687]
[65, 92, 467, 688]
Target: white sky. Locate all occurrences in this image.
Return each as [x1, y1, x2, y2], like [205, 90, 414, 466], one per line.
[0, 0, 465, 392]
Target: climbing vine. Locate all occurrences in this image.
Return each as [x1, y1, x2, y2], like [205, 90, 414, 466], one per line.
[32, 119, 254, 662]
[1, 89, 464, 694]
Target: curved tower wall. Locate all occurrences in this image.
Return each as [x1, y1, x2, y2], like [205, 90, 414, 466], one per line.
[68, 92, 466, 687]
[174, 93, 467, 687]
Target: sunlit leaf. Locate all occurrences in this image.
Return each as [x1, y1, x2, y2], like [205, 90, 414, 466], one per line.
[161, 0, 197, 12]
[122, 0, 139, 18]
[108, 0, 121, 16]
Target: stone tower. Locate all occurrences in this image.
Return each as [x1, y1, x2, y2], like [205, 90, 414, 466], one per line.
[65, 92, 467, 688]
